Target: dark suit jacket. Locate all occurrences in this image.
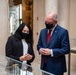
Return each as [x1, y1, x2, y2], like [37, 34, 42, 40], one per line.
[37, 24, 70, 74]
[5, 35, 35, 65]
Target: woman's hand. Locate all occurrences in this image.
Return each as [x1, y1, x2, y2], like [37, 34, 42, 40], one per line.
[19, 54, 32, 61]
[25, 54, 33, 60]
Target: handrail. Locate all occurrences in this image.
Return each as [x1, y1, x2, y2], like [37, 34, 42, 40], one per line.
[6, 56, 52, 75]
[71, 50, 76, 54]
[0, 55, 53, 75]
[68, 47, 76, 75]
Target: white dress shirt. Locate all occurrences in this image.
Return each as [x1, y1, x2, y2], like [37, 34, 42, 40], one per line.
[21, 39, 28, 70]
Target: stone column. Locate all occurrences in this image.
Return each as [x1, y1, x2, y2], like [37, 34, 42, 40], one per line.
[33, 0, 45, 63]
[58, 1, 70, 75]
[58, 0, 70, 30]
[45, 0, 58, 16]
[0, 0, 9, 55]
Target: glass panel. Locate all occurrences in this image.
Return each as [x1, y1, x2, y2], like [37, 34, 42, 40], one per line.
[0, 54, 53, 75]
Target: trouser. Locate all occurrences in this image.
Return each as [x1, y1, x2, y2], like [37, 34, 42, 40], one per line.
[42, 73, 63, 75]
[42, 63, 63, 75]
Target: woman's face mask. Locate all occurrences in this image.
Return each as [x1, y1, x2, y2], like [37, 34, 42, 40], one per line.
[21, 26, 29, 39]
[22, 32, 29, 39]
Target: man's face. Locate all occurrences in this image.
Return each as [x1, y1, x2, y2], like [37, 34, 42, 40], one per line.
[45, 16, 56, 25]
[45, 17, 56, 29]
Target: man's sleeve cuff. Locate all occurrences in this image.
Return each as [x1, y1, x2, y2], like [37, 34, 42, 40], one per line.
[50, 49, 53, 57]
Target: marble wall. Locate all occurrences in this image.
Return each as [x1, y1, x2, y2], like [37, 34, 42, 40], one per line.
[33, 0, 45, 62]
[69, 0, 76, 39]
[0, 0, 9, 55]
[45, 0, 58, 16]
[58, 0, 70, 30]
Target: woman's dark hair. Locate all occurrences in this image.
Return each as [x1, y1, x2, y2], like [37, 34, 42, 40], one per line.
[14, 23, 33, 46]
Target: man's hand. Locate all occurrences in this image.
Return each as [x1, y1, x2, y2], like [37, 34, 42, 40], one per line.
[39, 48, 51, 55]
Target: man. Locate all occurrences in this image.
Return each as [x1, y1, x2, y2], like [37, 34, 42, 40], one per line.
[37, 12, 70, 75]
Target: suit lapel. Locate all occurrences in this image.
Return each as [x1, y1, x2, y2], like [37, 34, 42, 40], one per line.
[47, 25, 60, 47]
[43, 28, 48, 47]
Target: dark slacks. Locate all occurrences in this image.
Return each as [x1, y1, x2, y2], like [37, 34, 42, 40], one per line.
[42, 63, 63, 75]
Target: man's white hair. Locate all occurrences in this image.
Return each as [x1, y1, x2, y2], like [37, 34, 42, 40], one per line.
[48, 12, 58, 21]
[53, 14, 58, 21]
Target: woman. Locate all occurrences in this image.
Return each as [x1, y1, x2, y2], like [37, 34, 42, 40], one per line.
[5, 23, 35, 71]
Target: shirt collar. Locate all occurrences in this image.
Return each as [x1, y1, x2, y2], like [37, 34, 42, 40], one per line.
[52, 24, 57, 32]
